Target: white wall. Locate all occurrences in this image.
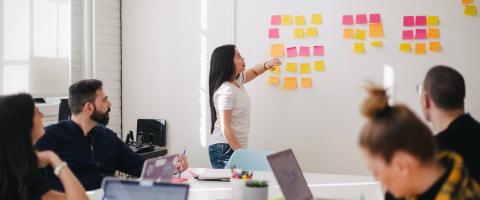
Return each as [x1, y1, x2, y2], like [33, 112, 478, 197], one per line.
[122, 0, 480, 174]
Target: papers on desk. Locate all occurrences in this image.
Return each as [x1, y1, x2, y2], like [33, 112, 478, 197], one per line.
[195, 169, 231, 181]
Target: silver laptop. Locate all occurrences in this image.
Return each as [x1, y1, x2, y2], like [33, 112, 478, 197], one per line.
[100, 178, 189, 200]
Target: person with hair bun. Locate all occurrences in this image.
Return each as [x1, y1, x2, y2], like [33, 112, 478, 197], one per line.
[359, 85, 480, 200]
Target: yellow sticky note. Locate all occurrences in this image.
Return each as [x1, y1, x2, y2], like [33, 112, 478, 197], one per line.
[295, 16, 306, 26]
[285, 63, 297, 73]
[314, 61, 325, 72]
[400, 43, 412, 53]
[463, 0, 473, 4]
[353, 43, 365, 54]
[429, 42, 442, 52]
[281, 15, 292, 25]
[369, 24, 384, 38]
[300, 63, 311, 74]
[271, 66, 280, 74]
[427, 16, 439, 26]
[415, 43, 427, 55]
[301, 78, 312, 88]
[355, 29, 367, 40]
[465, 5, 478, 16]
[268, 76, 279, 86]
[428, 28, 440, 39]
[294, 28, 305, 39]
[270, 44, 285, 57]
[283, 77, 297, 90]
[343, 28, 354, 39]
[311, 14, 323, 25]
[307, 27, 318, 37]
[371, 41, 383, 47]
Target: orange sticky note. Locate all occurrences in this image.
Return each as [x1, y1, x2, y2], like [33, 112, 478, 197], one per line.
[355, 29, 367, 40]
[295, 15, 306, 26]
[282, 15, 292, 25]
[415, 43, 427, 55]
[285, 63, 297, 73]
[463, 0, 473, 4]
[427, 16, 439, 26]
[300, 63, 311, 74]
[429, 42, 442, 52]
[343, 28, 354, 39]
[268, 76, 279, 86]
[301, 78, 312, 88]
[271, 66, 280, 74]
[428, 28, 440, 39]
[400, 43, 412, 53]
[311, 14, 323, 25]
[353, 43, 365, 54]
[307, 27, 318, 37]
[465, 5, 478, 16]
[369, 24, 384, 38]
[314, 61, 325, 72]
[283, 77, 297, 90]
[270, 44, 285, 57]
[294, 28, 305, 39]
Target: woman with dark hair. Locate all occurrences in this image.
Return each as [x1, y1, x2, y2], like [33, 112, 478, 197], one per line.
[208, 44, 281, 168]
[0, 93, 87, 200]
[359, 85, 480, 200]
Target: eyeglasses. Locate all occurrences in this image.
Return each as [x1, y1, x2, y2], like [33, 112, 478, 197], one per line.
[416, 84, 423, 95]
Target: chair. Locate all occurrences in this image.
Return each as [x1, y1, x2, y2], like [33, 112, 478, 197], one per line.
[58, 98, 71, 122]
[225, 149, 274, 171]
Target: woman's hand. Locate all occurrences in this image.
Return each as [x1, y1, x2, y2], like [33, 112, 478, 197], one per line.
[264, 58, 282, 70]
[36, 151, 63, 168]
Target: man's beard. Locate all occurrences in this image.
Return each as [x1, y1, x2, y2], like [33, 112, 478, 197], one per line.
[90, 105, 110, 126]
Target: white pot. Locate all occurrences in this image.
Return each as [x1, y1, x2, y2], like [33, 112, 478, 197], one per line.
[243, 186, 268, 200]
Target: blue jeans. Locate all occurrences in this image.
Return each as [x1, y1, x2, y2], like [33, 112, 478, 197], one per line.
[208, 143, 233, 169]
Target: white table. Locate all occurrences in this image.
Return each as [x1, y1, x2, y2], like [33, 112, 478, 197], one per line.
[87, 168, 384, 200]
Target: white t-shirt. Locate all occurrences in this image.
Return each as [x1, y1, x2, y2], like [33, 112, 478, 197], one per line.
[208, 73, 251, 148]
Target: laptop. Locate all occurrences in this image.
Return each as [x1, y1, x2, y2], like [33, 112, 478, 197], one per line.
[100, 177, 189, 200]
[140, 154, 178, 182]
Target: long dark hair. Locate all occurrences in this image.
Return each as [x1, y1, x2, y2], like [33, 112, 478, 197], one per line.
[0, 93, 38, 199]
[209, 44, 236, 133]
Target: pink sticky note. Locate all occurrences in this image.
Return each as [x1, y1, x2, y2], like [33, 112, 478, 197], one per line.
[370, 13, 381, 23]
[287, 47, 298, 57]
[415, 16, 427, 26]
[313, 46, 324, 56]
[403, 16, 414, 27]
[402, 30, 414, 40]
[356, 14, 368, 24]
[299, 46, 310, 57]
[269, 28, 279, 38]
[415, 29, 427, 39]
[271, 15, 281, 25]
[342, 15, 354, 25]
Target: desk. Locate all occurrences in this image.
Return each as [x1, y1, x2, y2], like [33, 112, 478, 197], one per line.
[87, 168, 384, 200]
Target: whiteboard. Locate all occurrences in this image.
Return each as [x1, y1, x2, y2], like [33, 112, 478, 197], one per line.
[235, 0, 480, 174]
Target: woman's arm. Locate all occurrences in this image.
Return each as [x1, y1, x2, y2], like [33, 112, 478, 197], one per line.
[244, 58, 281, 83]
[219, 110, 242, 150]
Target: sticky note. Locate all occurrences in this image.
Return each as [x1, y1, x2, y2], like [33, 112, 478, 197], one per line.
[285, 63, 297, 73]
[268, 76, 279, 85]
[270, 44, 285, 57]
[403, 16, 415, 27]
[287, 47, 298, 57]
[307, 27, 318, 37]
[282, 15, 293, 25]
[428, 28, 440, 39]
[311, 14, 323, 25]
[295, 16, 306, 26]
[299, 46, 310, 57]
[300, 63, 311, 74]
[416, 16, 427, 26]
[402, 30, 414, 40]
[463, 0, 473, 4]
[271, 15, 281, 25]
[314, 60, 325, 71]
[465, 5, 478, 16]
[342, 15, 354, 25]
[294, 28, 305, 39]
[370, 13, 381, 23]
[369, 23, 384, 38]
[415, 29, 427, 40]
[283, 77, 297, 90]
[269, 28, 279, 38]
[429, 42, 442, 52]
[356, 14, 368, 24]
[415, 43, 427, 54]
[399, 43, 412, 53]
[301, 78, 312, 88]
[313, 46, 324, 56]
[371, 41, 383, 47]
[355, 29, 367, 40]
[353, 43, 365, 54]
[343, 28, 354, 39]
[427, 16, 439, 26]
[271, 66, 280, 74]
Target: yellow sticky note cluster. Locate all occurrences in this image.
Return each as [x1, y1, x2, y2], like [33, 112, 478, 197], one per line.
[343, 13, 385, 54]
[354, 43, 365, 54]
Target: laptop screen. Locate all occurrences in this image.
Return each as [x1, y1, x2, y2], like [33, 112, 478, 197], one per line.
[102, 178, 189, 200]
[267, 149, 314, 200]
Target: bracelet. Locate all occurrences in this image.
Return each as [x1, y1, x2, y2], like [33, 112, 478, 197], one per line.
[54, 162, 68, 177]
[263, 61, 268, 70]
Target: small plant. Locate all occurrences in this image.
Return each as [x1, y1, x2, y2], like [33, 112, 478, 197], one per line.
[246, 180, 268, 188]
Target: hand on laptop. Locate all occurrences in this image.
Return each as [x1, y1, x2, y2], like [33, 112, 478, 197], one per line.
[175, 154, 189, 174]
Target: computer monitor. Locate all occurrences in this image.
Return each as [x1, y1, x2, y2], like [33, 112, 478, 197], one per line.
[137, 119, 166, 146]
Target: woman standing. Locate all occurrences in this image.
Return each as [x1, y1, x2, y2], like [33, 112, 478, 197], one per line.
[208, 44, 281, 169]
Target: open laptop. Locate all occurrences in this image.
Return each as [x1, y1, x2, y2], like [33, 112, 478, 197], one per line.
[140, 154, 178, 182]
[100, 178, 189, 200]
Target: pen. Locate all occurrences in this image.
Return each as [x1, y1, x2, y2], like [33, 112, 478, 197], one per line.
[178, 147, 186, 178]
